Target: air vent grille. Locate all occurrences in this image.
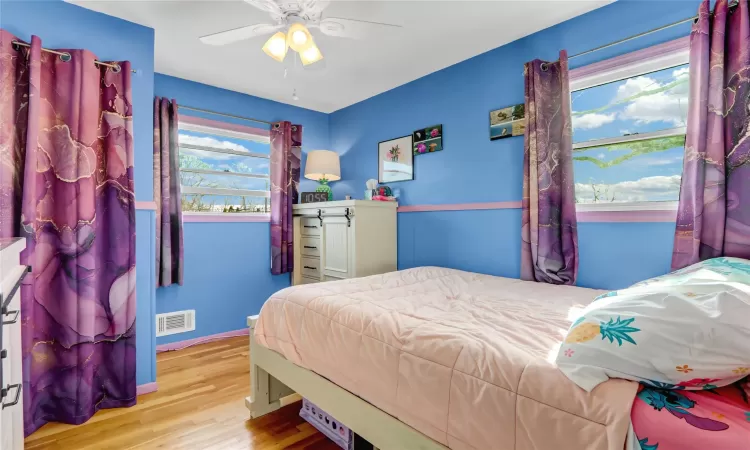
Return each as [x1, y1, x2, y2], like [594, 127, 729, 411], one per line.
[156, 310, 196, 337]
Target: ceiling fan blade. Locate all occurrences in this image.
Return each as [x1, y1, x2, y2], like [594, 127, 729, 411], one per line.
[316, 17, 402, 40]
[298, 0, 330, 21]
[243, 0, 285, 21]
[199, 23, 281, 46]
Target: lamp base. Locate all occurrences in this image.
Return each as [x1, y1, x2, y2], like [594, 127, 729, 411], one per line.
[315, 179, 333, 201]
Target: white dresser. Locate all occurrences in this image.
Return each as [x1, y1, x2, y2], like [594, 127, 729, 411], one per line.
[0, 238, 26, 450]
[292, 200, 397, 285]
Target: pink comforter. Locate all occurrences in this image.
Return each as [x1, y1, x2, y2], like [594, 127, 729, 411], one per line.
[255, 267, 638, 450]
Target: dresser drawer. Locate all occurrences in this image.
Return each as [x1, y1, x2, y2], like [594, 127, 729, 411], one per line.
[300, 276, 319, 285]
[300, 237, 320, 257]
[300, 218, 321, 237]
[301, 257, 321, 278]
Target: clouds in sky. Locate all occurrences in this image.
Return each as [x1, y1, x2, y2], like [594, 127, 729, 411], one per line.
[575, 175, 681, 203]
[619, 80, 689, 127]
[572, 112, 617, 130]
[672, 67, 689, 78]
[573, 66, 690, 132]
[614, 76, 657, 101]
[616, 70, 689, 127]
[178, 133, 270, 175]
[622, 154, 684, 167]
[178, 134, 256, 160]
[644, 156, 683, 167]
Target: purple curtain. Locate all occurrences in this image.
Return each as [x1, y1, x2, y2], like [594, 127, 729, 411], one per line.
[672, 0, 750, 269]
[270, 121, 301, 275]
[0, 31, 136, 435]
[521, 50, 579, 285]
[153, 98, 184, 286]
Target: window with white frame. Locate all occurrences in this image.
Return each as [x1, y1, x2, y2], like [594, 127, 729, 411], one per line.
[570, 43, 689, 210]
[178, 119, 271, 214]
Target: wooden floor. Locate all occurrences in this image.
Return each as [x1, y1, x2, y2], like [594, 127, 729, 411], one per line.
[25, 336, 340, 450]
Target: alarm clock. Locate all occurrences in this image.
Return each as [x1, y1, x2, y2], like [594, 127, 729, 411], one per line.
[301, 192, 329, 203]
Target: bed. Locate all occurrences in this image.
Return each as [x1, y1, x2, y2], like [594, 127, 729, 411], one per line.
[248, 267, 641, 450]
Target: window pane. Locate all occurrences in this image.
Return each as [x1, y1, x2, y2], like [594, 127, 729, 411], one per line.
[178, 125, 271, 214]
[571, 63, 689, 143]
[573, 135, 684, 204]
[179, 171, 269, 191]
[179, 148, 270, 175]
[178, 129, 270, 155]
[182, 194, 270, 213]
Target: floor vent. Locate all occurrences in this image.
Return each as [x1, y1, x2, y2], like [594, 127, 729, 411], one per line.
[156, 310, 195, 337]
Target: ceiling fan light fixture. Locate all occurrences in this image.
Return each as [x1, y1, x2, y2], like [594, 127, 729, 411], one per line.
[262, 31, 288, 62]
[287, 23, 313, 52]
[292, 30, 307, 45]
[300, 43, 324, 66]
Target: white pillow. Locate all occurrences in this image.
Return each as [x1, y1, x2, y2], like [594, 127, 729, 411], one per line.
[556, 257, 750, 392]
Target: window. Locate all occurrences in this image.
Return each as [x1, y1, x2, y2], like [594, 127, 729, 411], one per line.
[178, 117, 271, 215]
[570, 41, 689, 211]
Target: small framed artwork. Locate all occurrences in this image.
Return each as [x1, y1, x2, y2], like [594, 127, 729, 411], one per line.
[378, 135, 414, 183]
[490, 104, 525, 140]
[413, 124, 443, 155]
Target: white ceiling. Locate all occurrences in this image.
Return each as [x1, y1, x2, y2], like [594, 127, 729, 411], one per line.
[70, 0, 612, 113]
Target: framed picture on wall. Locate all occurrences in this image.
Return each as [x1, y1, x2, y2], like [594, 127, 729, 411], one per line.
[378, 135, 414, 183]
[413, 124, 443, 155]
[490, 104, 525, 140]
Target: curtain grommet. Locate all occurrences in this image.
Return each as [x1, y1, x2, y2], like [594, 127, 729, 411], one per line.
[111, 64, 122, 73]
[540, 62, 549, 72]
[60, 52, 72, 63]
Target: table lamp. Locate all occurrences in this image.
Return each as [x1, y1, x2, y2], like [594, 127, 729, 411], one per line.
[304, 150, 340, 201]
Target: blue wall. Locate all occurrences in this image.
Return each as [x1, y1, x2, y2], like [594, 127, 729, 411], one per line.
[1, 0, 157, 385]
[153, 74, 330, 344]
[577, 222, 676, 289]
[330, 0, 700, 290]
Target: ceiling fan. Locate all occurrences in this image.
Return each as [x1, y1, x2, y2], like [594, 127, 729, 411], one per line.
[200, 0, 401, 65]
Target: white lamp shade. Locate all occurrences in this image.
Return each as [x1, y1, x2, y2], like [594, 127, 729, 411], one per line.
[305, 150, 341, 181]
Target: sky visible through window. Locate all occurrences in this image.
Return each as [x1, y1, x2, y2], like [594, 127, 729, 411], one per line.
[571, 63, 689, 204]
[178, 126, 271, 212]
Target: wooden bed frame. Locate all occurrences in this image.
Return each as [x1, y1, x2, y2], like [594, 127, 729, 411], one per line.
[246, 315, 448, 450]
